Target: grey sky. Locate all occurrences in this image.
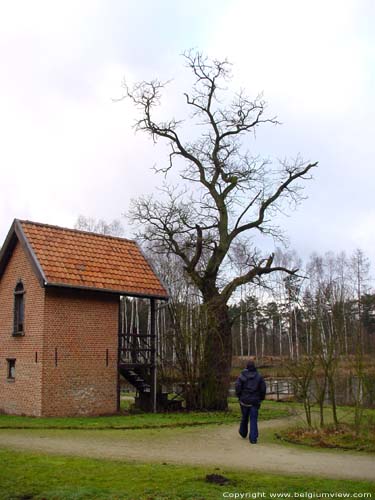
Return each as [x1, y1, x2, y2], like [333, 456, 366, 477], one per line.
[0, 0, 374, 269]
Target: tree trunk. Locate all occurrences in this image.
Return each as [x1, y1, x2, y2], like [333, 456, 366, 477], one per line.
[239, 294, 244, 356]
[303, 397, 312, 428]
[199, 295, 232, 410]
[316, 374, 327, 428]
[246, 309, 250, 356]
[327, 373, 339, 428]
[294, 308, 299, 360]
[261, 327, 265, 359]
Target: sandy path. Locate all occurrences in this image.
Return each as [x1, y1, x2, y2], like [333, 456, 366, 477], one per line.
[0, 419, 374, 481]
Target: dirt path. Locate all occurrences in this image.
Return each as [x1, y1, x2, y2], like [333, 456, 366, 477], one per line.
[0, 419, 374, 481]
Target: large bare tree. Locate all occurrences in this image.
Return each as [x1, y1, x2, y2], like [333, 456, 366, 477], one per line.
[125, 51, 317, 410]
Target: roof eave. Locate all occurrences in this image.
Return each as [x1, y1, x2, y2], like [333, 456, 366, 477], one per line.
[14, 220, 47, 287]
[134, 241, 169, 300]
[44, 281, 169, 301]
[0, 220, 18, 280]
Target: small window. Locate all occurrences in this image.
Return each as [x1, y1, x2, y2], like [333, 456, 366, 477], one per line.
[7, 359, 16, 380]
[13, 281, 25, 336]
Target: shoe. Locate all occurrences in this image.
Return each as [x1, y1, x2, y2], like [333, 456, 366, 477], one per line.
[250, 440, 257, 444]
[239, 430, 247, 439]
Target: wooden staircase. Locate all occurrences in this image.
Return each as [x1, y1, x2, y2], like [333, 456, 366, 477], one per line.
[118, 331, 183, 411]
[118, 298, 183, 412]
[119, 362, 182, 411]
[119, 364, 151, 394]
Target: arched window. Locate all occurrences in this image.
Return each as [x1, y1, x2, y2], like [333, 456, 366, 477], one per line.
[13, 281, 25, 335]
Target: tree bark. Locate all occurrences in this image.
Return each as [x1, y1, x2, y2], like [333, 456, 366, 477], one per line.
[199, 295, 232, 410]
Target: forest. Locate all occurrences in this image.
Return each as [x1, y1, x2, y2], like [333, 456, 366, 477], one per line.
[151, 248, 374, 434]
[150, 247, 375, 363]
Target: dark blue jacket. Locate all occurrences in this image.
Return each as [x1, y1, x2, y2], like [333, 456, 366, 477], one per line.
[235, 368, 266, 406]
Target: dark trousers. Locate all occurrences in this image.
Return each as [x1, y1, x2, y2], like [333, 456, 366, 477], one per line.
[239, 404, 259, 443]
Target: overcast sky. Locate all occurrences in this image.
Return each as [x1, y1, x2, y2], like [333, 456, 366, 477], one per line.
[0, 0, 374, 270]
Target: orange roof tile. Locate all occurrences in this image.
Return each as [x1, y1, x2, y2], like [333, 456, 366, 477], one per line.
[16, 220, 168, 299]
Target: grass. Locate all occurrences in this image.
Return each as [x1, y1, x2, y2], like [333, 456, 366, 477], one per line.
[277, 407, 375, 452]
[0, 400, 291, 430]
[0, 448, 374, 500]
[278, 423, 375, 452]
[278, 418, 375, 453]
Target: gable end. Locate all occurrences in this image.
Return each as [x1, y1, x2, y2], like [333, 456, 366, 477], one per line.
[0, 220, 46, 287]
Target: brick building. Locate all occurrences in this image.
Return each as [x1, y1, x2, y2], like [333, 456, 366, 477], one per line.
[0, 220, 168, 417]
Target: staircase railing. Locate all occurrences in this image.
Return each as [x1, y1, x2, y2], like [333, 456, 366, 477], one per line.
[119, 331, 153, 365]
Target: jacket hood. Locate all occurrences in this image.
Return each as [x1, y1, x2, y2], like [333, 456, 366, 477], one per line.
[242, 368, 257, 378]
[246, 360, 257, 371]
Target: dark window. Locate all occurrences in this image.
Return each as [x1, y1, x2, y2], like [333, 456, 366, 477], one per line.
[13, 282, 25, 335]
[7, 359, 16, 380]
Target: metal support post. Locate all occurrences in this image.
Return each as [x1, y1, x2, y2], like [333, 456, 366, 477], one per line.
[150, 298, 157, 413]
[117, 296, 122, 413]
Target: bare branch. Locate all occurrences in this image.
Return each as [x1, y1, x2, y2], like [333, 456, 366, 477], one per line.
[124, 50, 317, 305]
[222, 252, 299, 302]
[230, 161, 318, 240]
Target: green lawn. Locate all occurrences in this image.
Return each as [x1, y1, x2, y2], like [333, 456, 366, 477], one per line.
[0, 448, 373, 500]
[0, 402, 373, 498]
[0, 400, 290, 430]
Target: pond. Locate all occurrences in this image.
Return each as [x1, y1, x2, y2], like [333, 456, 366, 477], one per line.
[318, 374, 375, 408]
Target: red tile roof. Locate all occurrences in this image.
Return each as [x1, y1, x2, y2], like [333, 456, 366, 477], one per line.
[18, 220, 168, 299]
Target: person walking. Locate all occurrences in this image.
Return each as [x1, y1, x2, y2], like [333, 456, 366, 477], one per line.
[235, 360, 266, 444]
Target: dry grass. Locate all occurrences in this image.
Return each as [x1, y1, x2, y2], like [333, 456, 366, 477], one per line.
[278, 418, 375, 453]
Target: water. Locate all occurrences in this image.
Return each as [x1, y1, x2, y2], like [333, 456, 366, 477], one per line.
[319, 374, 375, 408]
[229, 379, 294, 401]
[230, 374, 375, 408]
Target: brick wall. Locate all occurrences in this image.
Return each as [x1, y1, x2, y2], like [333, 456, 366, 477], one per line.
[42, 288, 119, 416]
[0, 240, 120, 417]
[0, 241, 45, 416]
